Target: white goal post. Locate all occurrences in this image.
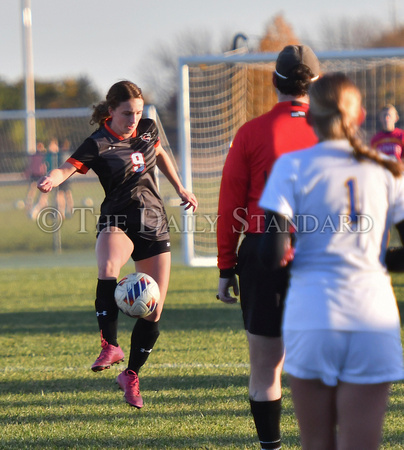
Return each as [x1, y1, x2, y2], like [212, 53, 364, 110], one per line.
[178, 47, 404, 267]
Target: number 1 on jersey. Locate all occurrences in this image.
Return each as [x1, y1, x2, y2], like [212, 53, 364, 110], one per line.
[345, 177, 359, 224]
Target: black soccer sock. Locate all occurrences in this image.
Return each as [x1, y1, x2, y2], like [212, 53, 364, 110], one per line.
[250, 398, 282, 450]
[95, 278, 119, 347]
[128, 318, 160, 373]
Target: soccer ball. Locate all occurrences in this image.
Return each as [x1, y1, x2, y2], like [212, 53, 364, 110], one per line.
[115, 273, 160, 318]
[82, 197, 94, 207]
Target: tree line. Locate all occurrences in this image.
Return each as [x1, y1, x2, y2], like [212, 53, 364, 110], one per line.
[0, 13, 403, 154]
[0, 76, 100, 111]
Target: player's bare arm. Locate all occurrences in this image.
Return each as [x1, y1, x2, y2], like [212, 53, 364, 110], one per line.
[155, 144, 198, 211]
[37, 161, 78, 193]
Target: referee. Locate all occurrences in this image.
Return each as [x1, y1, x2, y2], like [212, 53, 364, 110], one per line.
[216, 45, 320, 450]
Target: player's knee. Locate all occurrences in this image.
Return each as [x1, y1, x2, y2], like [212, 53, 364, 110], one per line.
[147, 307, 163, 322]
[98, 259, 121, 279]
[250, 348, 284, 372]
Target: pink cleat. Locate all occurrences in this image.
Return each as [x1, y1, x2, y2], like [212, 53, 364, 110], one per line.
[116, 369, 143, 408]
[91, 338, 124, 372]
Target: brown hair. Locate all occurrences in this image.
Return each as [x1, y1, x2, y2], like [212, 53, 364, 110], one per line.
[381, 103, 398, 116]
[91, 80, 144, 126]
[309, 72, 403, 177]
[275, 65, 317, 97]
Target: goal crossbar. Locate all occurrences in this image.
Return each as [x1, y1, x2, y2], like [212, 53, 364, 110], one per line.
[178, 47, 404, 267]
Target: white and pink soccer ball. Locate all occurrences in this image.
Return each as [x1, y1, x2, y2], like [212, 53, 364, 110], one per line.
[115, 273, 160, 318]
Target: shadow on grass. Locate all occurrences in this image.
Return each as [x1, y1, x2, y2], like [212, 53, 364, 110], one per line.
[0, 372, 250, 397]
[0, 435, 284, 450]
[2, 370, 401, 449]
[2, 294, 401, 336]
[397, 299, 404, 320]
[0, 305, 244, 335]
[0, 372, 301, 448]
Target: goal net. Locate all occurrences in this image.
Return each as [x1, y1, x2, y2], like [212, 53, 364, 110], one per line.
[178, 48, 404, 266]
[0, 106, 178, 254]
[0, 105, 177, 190]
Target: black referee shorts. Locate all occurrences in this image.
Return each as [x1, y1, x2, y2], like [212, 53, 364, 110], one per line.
[237, 233, 289, 337]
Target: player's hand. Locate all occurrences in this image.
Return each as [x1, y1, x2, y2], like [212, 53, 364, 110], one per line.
[37, 176, 53, 193]
[280, 236, 295, 267]
[217, 275, 239, 304]
[178, 188, 198, 211]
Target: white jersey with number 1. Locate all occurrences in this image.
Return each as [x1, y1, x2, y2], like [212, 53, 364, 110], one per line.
[259, 139, 404, 336]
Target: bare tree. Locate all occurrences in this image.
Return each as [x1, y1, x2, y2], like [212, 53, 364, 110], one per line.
[319, 16, 386, 50]
[140, 30, 225, 108]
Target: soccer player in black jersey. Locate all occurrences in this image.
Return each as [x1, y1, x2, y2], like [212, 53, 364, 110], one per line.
[38, 80, 198, 408]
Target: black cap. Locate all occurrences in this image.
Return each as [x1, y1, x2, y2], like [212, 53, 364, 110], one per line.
[275, 45, 320, 81]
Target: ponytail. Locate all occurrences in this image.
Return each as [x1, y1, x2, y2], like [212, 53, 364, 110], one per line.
[90, 101, 110, 126]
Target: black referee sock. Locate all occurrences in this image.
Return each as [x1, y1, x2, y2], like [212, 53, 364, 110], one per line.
[250, 398, 282, 450]
[128, 318, 160, 374]
[95, 278, 119, 347]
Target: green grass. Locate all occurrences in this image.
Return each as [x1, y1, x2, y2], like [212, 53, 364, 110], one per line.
[0, 181, 182, 254]
[0, 265, 403, 449]
[0, 181, 103, 253]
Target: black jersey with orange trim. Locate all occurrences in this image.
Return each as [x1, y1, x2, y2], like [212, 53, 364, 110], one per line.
[67, 118, 168, 239]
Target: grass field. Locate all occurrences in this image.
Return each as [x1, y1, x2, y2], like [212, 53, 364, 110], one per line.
[0, 180, 403, 448]
[0, 263, 403, 449]
[0, 178, 181, 254]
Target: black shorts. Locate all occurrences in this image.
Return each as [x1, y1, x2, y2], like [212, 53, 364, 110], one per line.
[236, 234, 289, 337]
[97, 217, 170, 262]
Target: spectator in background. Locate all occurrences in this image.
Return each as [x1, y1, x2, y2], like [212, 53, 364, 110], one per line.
[30, 138, 60, 220]
[46, 138, 60, 171]
[371, 104, 404, 160]
[54, 139, 75, 218]
[24, 142, 48, 219]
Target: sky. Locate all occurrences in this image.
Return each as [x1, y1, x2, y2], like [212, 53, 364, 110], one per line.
[1, 0, 402, 103]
